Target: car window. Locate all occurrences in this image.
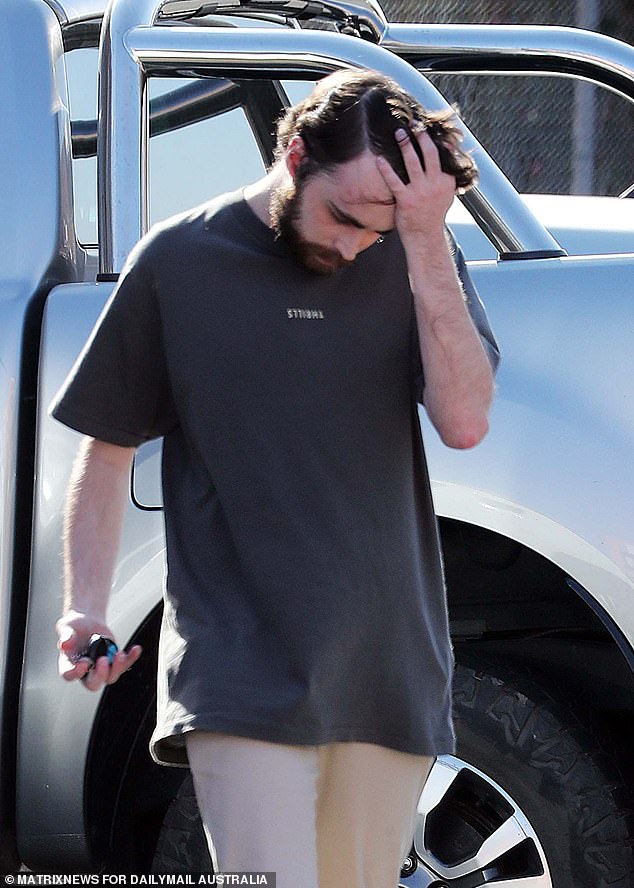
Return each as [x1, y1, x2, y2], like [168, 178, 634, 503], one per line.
[66, 48, 267, 246]
[148, 77, 266, 224]
[66, 47, 99, 245]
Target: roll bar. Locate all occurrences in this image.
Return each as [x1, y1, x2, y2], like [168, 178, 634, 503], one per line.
[97, 0, 634, 273]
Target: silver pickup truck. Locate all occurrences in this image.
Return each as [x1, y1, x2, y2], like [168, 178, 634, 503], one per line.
[2, 0, 634, 884]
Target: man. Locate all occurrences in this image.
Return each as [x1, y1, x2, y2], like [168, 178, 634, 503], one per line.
[53, 69, 499, 887]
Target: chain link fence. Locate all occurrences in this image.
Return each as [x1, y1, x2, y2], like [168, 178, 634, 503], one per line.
[382, 0, 634, 195]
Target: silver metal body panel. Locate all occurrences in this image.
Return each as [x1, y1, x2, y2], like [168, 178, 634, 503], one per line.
[19, 282, 166, 868]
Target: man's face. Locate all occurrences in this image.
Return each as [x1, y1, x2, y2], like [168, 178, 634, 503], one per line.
[273, 150, 397, 275]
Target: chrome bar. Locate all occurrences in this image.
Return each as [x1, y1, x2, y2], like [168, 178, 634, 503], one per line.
[382, 24, 634, 102]
[98, 0, 166, 275]
[76, 78, 239, 157]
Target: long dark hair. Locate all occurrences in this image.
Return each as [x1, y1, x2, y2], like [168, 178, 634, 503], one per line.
[274, 69, 478, 190]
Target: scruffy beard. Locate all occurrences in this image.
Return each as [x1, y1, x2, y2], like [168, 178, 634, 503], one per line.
[269, 177, 352, 275]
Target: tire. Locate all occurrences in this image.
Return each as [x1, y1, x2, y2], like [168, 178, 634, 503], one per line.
[404, 659, 634, 887]
[151, 773, 212, 874]
[152, 661, 634, 886]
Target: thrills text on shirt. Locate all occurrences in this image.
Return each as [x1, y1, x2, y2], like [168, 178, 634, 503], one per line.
[286, 308, 325, 319]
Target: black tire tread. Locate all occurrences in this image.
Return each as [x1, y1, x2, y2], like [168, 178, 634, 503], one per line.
[453, 657, 634, 887]
[152, 774, 212, 874]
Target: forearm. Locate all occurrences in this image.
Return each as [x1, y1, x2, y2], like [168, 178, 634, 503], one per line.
[407, 231, 494, 449]
[58, 437, 142, 688]
[63, 436, 135, 617]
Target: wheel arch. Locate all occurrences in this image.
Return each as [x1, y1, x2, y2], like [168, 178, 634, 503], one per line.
[440, 515, 634, 677]
[440, 516, 634, 790]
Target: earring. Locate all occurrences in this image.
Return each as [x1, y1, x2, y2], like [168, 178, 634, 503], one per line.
[376, 235, 385, 245]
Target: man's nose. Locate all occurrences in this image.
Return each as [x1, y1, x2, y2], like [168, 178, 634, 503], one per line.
[335, 229, 374, 261]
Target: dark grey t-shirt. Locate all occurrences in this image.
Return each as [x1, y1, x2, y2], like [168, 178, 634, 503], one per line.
[52, 190, 499, 765]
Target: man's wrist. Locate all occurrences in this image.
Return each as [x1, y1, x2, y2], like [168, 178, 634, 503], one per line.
[61, 604, 108, 624]
[400, 225, 451, 256]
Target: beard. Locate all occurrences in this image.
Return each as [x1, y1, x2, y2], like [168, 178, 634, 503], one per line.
[269, 177, 352, 275]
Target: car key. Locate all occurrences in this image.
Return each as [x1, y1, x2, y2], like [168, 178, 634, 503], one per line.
[79, 634, 119, 671]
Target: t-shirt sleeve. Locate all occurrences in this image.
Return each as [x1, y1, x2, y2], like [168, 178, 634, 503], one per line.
[411, 228, 501, 403]
[50, 242, 177, 447]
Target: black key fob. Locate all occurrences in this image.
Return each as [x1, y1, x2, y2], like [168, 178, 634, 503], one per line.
[81, 634, 118, 669]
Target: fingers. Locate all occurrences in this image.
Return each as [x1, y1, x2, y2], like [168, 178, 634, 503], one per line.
[78, 646, 143, 691]
[377, 126, 449, 195]
[57, 622, 92, 681]
[376, 149, 405, 192]
[57, 618, 143, 690]
[395, 126, 424, 182]
[398, 126, 442, 180]
[59, 650, 92, 683]
[417, 129, 443, 175]
[104, 645, 143, 686]
[57, 622, 75, 650]
[377, 126, 457, 239]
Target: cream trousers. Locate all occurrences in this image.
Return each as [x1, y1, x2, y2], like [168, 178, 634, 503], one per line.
[186, 732, 433, 888]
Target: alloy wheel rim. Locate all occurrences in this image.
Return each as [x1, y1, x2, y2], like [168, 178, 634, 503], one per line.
[400, 754, 552, 887]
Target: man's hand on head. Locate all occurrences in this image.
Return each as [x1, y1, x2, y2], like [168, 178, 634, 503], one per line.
[376, 126, 457, 247]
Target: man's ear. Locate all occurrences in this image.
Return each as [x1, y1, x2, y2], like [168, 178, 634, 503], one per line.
[285, 135, 306, 180]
